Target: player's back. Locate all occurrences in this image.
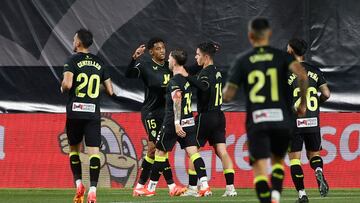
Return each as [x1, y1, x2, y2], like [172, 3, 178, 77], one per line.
[64, 52, 108, 120]
[228, 46, 296, 130]
[288, 61, 326, 132]
[197, 65, 223, 113]
[163, 74, 193, 130]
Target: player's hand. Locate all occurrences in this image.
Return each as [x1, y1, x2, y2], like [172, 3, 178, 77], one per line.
[297, 102, 306, 117]
[132, 44, 146, 60]
[59, 133, 70, 154]
[175, 124, 186, 137]
[60, 86, 63, 93]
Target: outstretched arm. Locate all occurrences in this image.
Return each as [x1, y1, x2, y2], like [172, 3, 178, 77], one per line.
[125, 44, 146, 78]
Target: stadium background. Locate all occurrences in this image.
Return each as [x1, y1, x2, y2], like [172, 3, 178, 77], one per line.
[0, 0, 359, 189]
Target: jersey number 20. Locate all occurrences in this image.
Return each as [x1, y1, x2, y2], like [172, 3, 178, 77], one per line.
[75, 73, 100, 98]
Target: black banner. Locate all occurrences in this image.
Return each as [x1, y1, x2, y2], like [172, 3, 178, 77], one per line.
[0, 0, 359, 112]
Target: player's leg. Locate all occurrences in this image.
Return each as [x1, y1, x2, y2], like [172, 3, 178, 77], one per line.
[182, 113, 202, 196]
[214, 143, 236, 196]
[84, 119, 102, 203]
[248, 129, 271, 203]
[212, 112, 237, 196]
[135, 140, 156, 190]
[289, 152, 308, 203]
[269, 129, 292, 203]
[181, 158, 199, 196]
[270, 155, 285, 203]
[305, 132, 329, 197]
[253, 159, 271, 203]
[66, 119, 85, 203]
[185, 146, 212, 196]
[136, 129, 184, 196]
[289, 132, 308, 202]
[135, 114, 160, 190]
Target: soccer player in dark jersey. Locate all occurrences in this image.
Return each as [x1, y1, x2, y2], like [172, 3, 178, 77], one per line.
[127, 38, 178, 195]
[223, 18, 308, 203]
[287, 38, 330, 203]
[134, 49, 212, 197]
[61, 29, 115, 203]
[180, 42, 237, 197]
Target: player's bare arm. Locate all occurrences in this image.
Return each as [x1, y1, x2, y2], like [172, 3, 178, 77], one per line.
[319, 83, 330, 103]
[289, 61, 308, 116]
[61, 71, 74, 93]
[223, 83, 238, 102]
[172, 90, 186, 137]
[103, 78, 114, 96]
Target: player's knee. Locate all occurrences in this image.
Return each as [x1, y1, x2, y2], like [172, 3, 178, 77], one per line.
[215, 148, 229, 159]
[147, 150, 155, 159]
[288, 151, 301, 160]
[306, 151, 320, 160]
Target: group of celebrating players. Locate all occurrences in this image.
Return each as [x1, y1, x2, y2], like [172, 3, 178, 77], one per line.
[61, 17, 331, 203]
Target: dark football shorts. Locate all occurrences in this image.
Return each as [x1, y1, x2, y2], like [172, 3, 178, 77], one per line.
[141, 109, 164, 143]
[156, 125, 198, 152]
[247, 128, 292, 160]
[196, 111, 226, 147]
[290, 131, 322, 152]
[66, 118, 101, 147]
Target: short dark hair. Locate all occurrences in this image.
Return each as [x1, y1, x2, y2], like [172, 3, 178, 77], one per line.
[248, 17, 270, 39]
[147, 37, 165, 50]
[76, 28, 93, 48]
[288, 38, 308, 56]
[170, 49, 187, 66]
[197, 42, 217, 58]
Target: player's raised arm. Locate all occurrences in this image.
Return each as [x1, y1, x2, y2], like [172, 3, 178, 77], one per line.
[289, 61, 308, 116]
[125, 44, 146, 78]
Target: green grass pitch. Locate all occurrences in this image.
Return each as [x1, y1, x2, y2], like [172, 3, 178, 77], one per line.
[0, 188, 359, 203]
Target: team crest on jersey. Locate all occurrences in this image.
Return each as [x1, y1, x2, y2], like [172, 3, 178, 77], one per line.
[152, 66, 158, 70]
[184, 82, 190, 90]
[216, 71, 222, 79]
[151, 130, 157, 137]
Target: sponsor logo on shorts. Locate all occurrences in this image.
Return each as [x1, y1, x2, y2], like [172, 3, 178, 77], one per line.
[297, 117, 318, 128]
[181, 117, 195, 127]
[252, 108, 283, 124]
[72, 102, 95, 113]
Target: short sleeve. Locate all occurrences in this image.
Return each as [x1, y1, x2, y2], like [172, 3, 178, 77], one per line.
[102, 66, 111, 82]
[317, 68, 327, 87]
[63, 56, 76, 73]
[169, 79, 181, 93]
